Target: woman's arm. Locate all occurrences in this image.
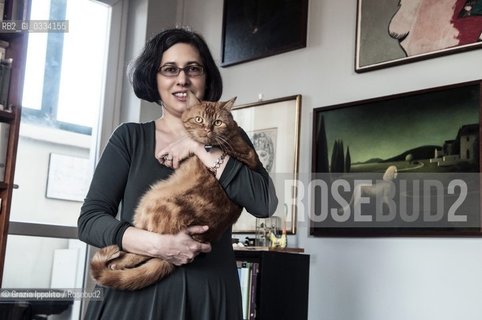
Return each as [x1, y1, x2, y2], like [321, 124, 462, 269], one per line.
[77, 124, 132, 249]
[121, 226, 211, 265]
[219, 129, 278, 217]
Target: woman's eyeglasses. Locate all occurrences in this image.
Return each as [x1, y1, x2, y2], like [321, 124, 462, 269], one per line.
[158, 64, 205, 77]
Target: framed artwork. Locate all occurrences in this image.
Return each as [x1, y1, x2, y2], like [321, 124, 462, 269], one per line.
[221, 0, 308, 67]
[311, 80, 482, 236]
[232, 95, 302, 234]
[46, 153, 91, 202]
[355, 0, 482, 72]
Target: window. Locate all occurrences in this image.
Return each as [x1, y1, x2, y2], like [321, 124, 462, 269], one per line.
[1, 1, 115, 319]
[21, 0, 110, 135]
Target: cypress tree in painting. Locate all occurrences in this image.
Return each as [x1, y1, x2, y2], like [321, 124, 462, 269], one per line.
[331, 139, 345, 173]
[316, 115, 329, 172]
[345, 146, 351, 173]
[338, 140, 345, 172]
[330, 140, 338, 173]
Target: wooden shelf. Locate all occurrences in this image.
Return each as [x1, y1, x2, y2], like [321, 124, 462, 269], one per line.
[234, 246, 305, 253]
[0, 0, 30, 285]
[0, 32, 25, 42]
[0, 109, 16, 123]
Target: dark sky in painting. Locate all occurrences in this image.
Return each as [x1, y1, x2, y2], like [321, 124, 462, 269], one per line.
[318, 85, 480, 164]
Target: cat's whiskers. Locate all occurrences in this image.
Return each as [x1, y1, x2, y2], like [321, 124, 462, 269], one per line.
[214, 136, 235, 155]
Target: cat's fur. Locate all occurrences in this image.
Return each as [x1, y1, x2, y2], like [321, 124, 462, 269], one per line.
[90, 96, 258, 290]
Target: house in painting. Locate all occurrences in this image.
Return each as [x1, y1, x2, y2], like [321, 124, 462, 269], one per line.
[431, 124, 479, 166]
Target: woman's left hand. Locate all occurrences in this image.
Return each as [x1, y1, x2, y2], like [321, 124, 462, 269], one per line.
[157, 136, 201, 169]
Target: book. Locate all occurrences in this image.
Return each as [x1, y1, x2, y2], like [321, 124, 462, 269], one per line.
[248, 262, 259, 320]
[0, 58, 12, 110]
[0, 0, 4, 21]
[0, 40, 8, 48]
[0, 122, 9, 181]
[0, 40, 8, 61]
[8, 0, 27, 21]
[238, 261, 252, 320]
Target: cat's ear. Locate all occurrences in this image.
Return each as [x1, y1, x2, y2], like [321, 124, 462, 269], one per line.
[187, 90, 202, 108]
[222, 97, 237, 111]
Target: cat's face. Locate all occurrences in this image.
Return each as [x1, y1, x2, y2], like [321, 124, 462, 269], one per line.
[181, 98, 237, 145]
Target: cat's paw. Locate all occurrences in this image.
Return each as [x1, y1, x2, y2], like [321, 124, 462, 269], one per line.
[108, 261, 123, 270]
[107, 256, 130, 270]
[102, 246, 122, 262]
[106, 250, 121, 261]
[246, 151, 259, 169]
[107, 253, 149, 270]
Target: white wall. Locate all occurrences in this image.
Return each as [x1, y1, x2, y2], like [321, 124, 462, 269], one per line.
[172, 1, 482, 320]
[11, 129, 90, 226]
[120, 0, 177, 124]
[3, 127, 90, 289]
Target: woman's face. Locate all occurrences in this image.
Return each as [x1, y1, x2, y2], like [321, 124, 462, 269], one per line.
[157, 43, 206, 117]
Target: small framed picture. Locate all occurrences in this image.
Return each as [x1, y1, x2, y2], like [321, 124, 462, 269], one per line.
[232, 95, 302, 234]
[46, 153, 91, 202]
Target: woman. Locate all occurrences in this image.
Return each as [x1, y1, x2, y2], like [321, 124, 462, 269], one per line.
[78, 28, 278, 319]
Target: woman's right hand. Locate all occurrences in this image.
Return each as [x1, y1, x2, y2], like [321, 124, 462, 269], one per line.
[158, 226, 212, 266]
[122, 225, 212, 266]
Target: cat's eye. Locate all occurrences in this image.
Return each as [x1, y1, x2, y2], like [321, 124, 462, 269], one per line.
[195, 116, 203, 123]
[214, 120, 223, 126]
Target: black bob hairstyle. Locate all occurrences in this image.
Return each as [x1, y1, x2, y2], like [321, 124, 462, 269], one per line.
[130, 28, 223, 103]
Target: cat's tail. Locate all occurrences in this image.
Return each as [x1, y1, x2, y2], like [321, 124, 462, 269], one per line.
[91, 245, 175, 291]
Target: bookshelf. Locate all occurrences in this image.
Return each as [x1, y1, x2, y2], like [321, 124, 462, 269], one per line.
[235, 250, 310, 320]
[0, 0, 29, 284]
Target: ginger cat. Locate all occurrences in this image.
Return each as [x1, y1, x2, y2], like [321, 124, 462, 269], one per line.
[90, 95, 258, 290]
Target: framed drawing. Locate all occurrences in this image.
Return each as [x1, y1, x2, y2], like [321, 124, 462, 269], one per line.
[232, 95, 302, 234]
[221, 0, 308, 67]
[311, 80, 482, 236]
[46, 153, 91, 202]
[355, 0, 482, 72]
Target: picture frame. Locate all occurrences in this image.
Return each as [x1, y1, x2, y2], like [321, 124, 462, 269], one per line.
[311, 80, 482, 236]
[355, 0, 482, 72]
[46, 153, 91, 202]
[221, 0, 308, 67]
[232, 95, 302, 234]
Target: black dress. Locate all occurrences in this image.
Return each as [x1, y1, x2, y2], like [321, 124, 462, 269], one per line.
[78, 122, 278, 320]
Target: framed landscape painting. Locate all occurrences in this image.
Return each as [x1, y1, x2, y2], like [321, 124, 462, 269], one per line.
[356, 0, 482, 72]
[311, 81, 482, 236]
